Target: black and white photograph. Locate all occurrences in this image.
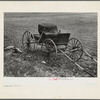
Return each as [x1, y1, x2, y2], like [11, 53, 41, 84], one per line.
[1, 1, 100, 99]
[4, 12, 97, 77]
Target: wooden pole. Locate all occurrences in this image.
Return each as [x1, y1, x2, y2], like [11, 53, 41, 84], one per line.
[83, 50, 97, 63]
[59, 49, 95, 77]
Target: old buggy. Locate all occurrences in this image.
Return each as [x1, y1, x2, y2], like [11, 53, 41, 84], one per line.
[22, 23, 83, 63]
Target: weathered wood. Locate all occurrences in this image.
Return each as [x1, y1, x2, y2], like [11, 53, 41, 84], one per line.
[83, 50, 97, 63]
[59, 49, 95, 77]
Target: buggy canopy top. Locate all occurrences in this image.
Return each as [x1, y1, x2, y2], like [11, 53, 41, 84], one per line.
[38, 23, 58, 35]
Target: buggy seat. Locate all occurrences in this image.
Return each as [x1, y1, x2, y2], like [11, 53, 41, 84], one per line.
[34, 23, 59, 41]
[38, 23, 58, 35]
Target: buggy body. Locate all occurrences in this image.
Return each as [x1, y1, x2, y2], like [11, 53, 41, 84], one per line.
[37, 23, 70, 45]
[22, 23, 83, 62]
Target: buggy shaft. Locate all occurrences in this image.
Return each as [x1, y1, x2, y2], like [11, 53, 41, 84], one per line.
[83, 50, 97, 63]
[58, 49, 95, 77]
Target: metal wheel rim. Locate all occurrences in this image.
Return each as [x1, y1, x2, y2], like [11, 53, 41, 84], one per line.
[41, 38, 57, 63]
[65, 38, 83, 61]
[22, 30, 35, 53]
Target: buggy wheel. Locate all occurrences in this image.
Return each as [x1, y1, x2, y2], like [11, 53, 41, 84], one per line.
[41, 38, 57, 63]
[65, 38, 83, 61]
[22, 30, 35, 53]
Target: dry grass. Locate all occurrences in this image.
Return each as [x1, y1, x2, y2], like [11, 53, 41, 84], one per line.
[4, 13, 97, 77]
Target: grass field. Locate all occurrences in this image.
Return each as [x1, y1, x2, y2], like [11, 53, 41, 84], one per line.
[4, 13, 97, 77]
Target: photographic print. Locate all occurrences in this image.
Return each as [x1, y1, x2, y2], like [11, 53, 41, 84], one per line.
[1, 1, 100, 99]
[4, 12, 97, 77]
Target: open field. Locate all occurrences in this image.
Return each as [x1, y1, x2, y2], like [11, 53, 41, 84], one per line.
[4, 13, 97, 77]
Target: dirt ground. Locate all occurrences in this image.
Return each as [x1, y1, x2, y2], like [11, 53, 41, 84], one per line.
[4, 13, 97, 77]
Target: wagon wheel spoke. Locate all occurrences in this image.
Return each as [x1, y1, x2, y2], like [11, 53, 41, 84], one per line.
[74, 52, 79, 60]
[65, 38, 83, 61]
[73, 51, 79, 61]
[41, 38, 57, 64]
[72, 38, 75, 47]
[22, 30, 36, 53]
[26, 31, 34, 43]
